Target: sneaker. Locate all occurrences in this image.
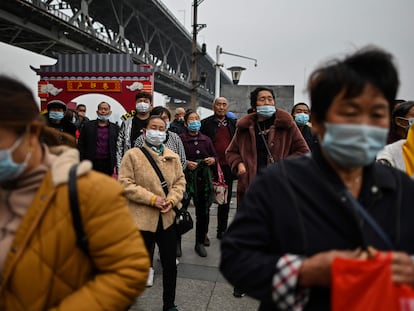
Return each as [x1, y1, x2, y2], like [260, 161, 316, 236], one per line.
[216, 231, 224, 240]
[164, 306, 179, 311]
[176, 258, 180, 266]
[233, 287, 245, 298]
[195, 243, 207, 257]
[146, 267, 154, 287]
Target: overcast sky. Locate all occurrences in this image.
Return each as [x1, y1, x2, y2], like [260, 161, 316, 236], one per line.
[0, 0, 413, 118]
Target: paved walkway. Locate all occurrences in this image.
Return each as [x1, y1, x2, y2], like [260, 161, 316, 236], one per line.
[130, 188, 260, 311]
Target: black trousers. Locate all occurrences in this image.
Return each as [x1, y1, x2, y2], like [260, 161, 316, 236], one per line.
[92, 158, 112, 176]
[216, 164, 234, 234]
[140, 216, 177, 310]
[182, 177, 210, 244]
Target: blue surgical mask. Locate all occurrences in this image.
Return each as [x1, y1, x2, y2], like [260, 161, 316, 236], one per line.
[97, 114, 111, 121]
[187, 121, 201, 132]
[0, 135, 31, 183]
[136, 102, 150, 113]
[321, 123, 388, 168]
[256, 106, 276, 119]
[294, 113, 310, 126]
[165, 121, 170, 130]
[49, 111, 64, 120]
[145, 129, 166, 146]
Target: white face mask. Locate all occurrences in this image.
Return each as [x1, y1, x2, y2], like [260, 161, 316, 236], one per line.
[145, 129, 166, 146]
[136, 102, 150, 113]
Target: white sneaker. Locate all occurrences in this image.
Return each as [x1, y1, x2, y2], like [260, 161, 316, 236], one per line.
[176, 258, 179, 266]
[146, 267, 154, 287]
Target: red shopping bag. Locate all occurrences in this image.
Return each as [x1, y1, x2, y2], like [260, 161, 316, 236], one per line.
[332, 253, 414, 311]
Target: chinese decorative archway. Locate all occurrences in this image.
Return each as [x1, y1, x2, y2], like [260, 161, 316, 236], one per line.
[35, 53, 154, 114]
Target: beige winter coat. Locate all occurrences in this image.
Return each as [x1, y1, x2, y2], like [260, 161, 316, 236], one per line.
[119, 145, 186, 232]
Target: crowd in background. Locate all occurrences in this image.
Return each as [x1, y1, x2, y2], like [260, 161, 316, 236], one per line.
[1, 45, 414, 311]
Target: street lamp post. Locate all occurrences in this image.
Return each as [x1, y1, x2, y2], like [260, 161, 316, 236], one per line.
[215, 45, 258, 98]
[190, 0, 206, 112]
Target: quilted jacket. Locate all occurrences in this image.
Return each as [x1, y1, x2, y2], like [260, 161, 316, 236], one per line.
[0, 147, 150, 311]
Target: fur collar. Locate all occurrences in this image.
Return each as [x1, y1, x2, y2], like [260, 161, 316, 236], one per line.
[48, 146, 92, 186]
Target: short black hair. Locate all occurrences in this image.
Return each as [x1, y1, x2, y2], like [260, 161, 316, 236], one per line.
[250, 87, 275, 108]
[151, 106, 171, 120]
[308, 46, 399, 123]
[184, 110, 199, 123]
[291, 102, 310, 115]
[135, 92, 153, 103]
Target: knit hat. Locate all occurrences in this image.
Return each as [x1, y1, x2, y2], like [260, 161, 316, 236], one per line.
[47, 100, 67, 111]
[0, 75, 40, 126]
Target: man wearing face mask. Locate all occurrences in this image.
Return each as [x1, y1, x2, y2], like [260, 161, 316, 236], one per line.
[45, 100, 77, 143]
[77, 102, 119, 175]
[226, 87, 309, 209]
[116, 92, 153, 170]
[291, 102, 319, 151]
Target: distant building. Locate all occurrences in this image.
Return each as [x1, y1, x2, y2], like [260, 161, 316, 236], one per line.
[221, 85, 294, 118]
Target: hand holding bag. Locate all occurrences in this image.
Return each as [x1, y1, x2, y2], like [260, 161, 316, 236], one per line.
[213, 163, 228, 205]
[332, 252, 414, 311]
[140, 147, 193, 235]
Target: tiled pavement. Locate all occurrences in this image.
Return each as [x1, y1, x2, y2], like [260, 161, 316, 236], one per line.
[130, 186, 260, 311]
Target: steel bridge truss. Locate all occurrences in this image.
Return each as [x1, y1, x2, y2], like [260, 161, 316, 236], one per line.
[0, 0, 231, 107]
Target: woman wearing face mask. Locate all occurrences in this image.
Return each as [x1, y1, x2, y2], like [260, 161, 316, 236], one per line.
[291, 102, 319, 152]
[220, 47, 414, 310]
[386, 101, 414, 143]
[377, 101, 414, 176]
[135, 106, 187, 170]
[226, 87, 309, 209]
[0, 75, 150, 311]
[119, 116, 186, 311]
[179, 111, 217, 258]
[134, 106, 187, 285]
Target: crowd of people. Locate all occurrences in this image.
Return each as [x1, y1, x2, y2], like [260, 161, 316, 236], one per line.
[1, 45, 414, 311]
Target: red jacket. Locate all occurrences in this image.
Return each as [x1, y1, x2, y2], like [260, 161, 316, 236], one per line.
[226, 109, 309, 207]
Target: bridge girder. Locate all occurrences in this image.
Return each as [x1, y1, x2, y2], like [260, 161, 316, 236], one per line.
[0, 0, 232, 108]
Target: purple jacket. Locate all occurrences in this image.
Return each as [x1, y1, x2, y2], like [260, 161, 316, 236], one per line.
[179, 131, 217, 162]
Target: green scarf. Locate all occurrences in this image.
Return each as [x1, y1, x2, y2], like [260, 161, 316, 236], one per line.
[185, 160, 214, 208]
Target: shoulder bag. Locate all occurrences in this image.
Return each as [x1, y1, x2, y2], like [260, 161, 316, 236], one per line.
[213, 162, 228, 205]
[140, 147, 193, 235]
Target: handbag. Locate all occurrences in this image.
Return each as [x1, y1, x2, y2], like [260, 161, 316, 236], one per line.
[140, 147, 193, 235]
[332, 252, 414, 311]
[213, 163, 228, 205]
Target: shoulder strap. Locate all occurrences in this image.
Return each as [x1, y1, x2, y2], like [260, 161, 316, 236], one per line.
[256, 120, 275, 164]
[140, 147, 169, 196]
[343, 190, 393, 249]
[68, 164, 89, 256]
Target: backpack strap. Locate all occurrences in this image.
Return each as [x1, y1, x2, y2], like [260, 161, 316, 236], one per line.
[68, 164, 89, 256]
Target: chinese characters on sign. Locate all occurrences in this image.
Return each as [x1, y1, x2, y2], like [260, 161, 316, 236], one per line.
[67, 80, 121, 92]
